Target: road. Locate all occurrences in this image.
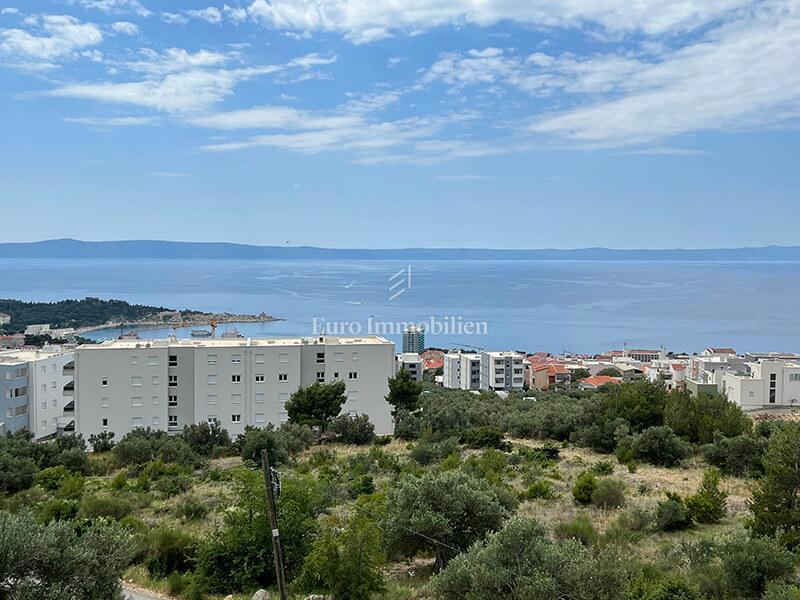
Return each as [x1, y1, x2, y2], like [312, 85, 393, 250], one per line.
[123, 584, 166, 600]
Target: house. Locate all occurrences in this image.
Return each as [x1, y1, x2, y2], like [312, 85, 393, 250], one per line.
[579, 375, 623, 390]
[0, 334, 25, 349]
[723, 360, 800, 410]
[25, 324, 52, 336]
[420, 349, 444, 371]
[0, 313, 11, 326]
[531, 363, 572, 391]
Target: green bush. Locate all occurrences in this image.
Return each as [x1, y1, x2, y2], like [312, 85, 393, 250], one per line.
[685, 468, 727, 524]
[665, 389, 751, 444]
[79, 494, 133, 520]
[655, 492, 693, 531]
[553, 513, 599, 546]
[590, 460, 615, 475]
[617, 426, 691, 467]
[88, 431, 116, 452]
[180, 422, 231, 456]
[38, 498, 79, 522]
[153, 475, 192, 497]
[701, 433, 767, 476]
[591, 478, 626, 509]
[330, 413, 375, 445]
[522, 479, 554, 500]
[572, 471, 597, 505]
[145, 527, 196, 578]
[720, 534, 798, 596]
[175, 495, 210, 521]
[462, 426, 509, 450]
[33, 465, 71, 490]
[110, 471, 127, 491]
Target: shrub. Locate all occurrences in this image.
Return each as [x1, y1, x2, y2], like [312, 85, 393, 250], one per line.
[146, 527, 196, 578]
[166, 571, 189, 596]
[181, 422, 231, 457]
[0, 451, 36, 494]
[553, 513, 599, 546]
[591, 478, 626, 509]
[330, 413, 375, 445]
[410, 437, 459, 466]
[617, 426, 691, 467]
[665, 389, 751, 444]
[38, 498, 79, 522]
[720, 534, 798, 595]
[110, 471, 127, 491]
[591, 460, 615, 475]
[462, 426, 509, 450]
[175, 495, 210, 521]
[655, 492, 693, 531]
[55, 473, 85, 500]
[572, 471, 597, 505]
[685, 468, 727, 524]
[79, 494, 133, 520]
[34, 465, 71, 490]
[153, 475, 192, 497]
[88, 431, 116, 452]
[701, 433, 767, 476]
[523, 480, 554, 500]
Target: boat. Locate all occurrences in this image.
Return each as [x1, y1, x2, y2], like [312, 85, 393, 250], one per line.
[190, 329, 213, 338]
[220, 329, 244, 339]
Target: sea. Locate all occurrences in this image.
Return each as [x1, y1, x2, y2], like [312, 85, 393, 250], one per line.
[1, 258, 799, 355]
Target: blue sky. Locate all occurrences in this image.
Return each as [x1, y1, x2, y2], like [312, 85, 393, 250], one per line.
[1, 0, 799, 248]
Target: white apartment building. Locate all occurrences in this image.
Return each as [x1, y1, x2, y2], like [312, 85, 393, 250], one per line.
[644, 359, 688, 390]
[442, 352, 481, 390]
[724, 360, 800, 410]
[0, 313, 10, 326]
[395, 353, 423, 382]
[74, 335, 396, 440]
[0, 348, 75, 440]
[479, 351, 525, 392]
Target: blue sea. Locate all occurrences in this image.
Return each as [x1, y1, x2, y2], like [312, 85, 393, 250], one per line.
[1, 258, 799, 354]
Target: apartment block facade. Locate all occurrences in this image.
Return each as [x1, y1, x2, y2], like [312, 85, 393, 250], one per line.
[442, 352, 481, 390]
[75, 336, 396, 441]
[724, 360, 800, 410]
[0, 348, 75, 440]
[479, 351, 525, 391]
[395, 353, 424, 382]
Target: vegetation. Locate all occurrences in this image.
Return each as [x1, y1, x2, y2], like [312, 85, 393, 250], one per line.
[285, 381, 347, 430]
[3, 380, 799, 600]
[0, 297, 171, 333]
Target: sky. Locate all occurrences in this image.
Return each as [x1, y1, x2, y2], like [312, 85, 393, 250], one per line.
[1, 0, 799, 249]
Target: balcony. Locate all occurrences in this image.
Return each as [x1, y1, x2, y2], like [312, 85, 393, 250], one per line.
[62, 361, 75, 376]
[62, 381, 74, 397]
[63, 400, 75, 413]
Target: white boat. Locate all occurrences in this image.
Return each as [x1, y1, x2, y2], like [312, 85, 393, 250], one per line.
[190, 329, 213, 338]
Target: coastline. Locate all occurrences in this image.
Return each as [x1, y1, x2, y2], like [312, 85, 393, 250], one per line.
[75, 313, 284, 336]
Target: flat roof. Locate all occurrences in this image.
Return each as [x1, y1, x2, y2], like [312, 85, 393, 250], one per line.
[0, 349, 72, 364]
[78, 335, 393, 350]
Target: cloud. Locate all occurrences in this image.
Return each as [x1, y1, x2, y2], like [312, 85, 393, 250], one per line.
[190, 105, 361, 130]
[186, 7, 223, 24]
[244, 0, 752, 42]
[0, 14, 103, 68]
[64, 115, 156, 126]
[287, 52, 337, 69]
[110, 21, 138, 35]
[1, 8, 20, 16]
[73, 0, 151, 17]
[528, 5, 800, 145]
[161, 13, 189, 25]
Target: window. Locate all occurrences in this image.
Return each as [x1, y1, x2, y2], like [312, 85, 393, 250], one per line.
[348, 390, 359, 401]
[152, 395, 160, 405]
[41, 401, 47, 410]
[168, 394, 178, 407]
[51, 381, 57, 390]
[279, 411, 288, 423]
[130, 355, 139, 365]
[152, 416, 160, 426]
[101, 396, 109, 408]
[348, 371, 358, 380]
[770, 389, 776, 403]
[316, 352, 325, 364]
[232, 394, 242, 404]
[40, 365, 46, 374]
[231, 374, 241, 383]
[207, 394, 218, 405]
[278, 392, 289, 402]
[279, 353, 289, 363]
[255, 392, 265, 403]
[316, 371, 325, 382]
[352, 351, 359, 360]
[231, 414, 241, 423]
[255, 413, 266, 424]
[131, 396, 143, 407]
[207, 354, 218, 365]
[334, 352, 343, 362]
[152, 376, 160, 386]
[255, 354, 265, 364]
[278, 373, 288, 382]
[207, 416, 219, 425]
[231, 354, 242, 364]
[333, 372, 340, 379]
[51, 398, 57, 408]
[132, 416, 144, 427]
[148, 355, 159, 366]
[41, 419, 47, 430]
[168, 375, 177, 387]
[41, 383, 46, 393]
[101, 377, 108, 387]
[168, 354, 178, 367]
[255, 373, 265, 383]
[102, 418, 109, 427]
[168, 415, 178, 429]
[207, 374, 218, 385]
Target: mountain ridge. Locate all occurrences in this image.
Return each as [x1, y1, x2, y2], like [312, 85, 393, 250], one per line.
[1, 238, 799, 261]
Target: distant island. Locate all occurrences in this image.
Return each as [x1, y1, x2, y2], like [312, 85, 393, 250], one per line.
[0, 297, 278, 335]
[1, 238, 800, 261]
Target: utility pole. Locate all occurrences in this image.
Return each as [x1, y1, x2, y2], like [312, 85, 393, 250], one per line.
[261, 449, 288, 600]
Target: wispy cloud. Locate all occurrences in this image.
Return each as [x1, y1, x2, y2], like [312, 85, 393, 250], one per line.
[0, 14, 103, 70]
[64, 115, 156, 126]
[72, 0, 151, 17]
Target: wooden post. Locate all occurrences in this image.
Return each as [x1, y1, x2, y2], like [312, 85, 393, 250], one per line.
[261, 449, 288, 600]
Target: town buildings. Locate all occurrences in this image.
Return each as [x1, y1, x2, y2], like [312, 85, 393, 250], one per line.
[0, 313, 10, 326]
[0, 348, 75, 440]
[443, 352, 481, 390]
[74, 335, 396, 441]
[402, 325, 425, 354]
[395, 353, 424, 382]
[479, 351, 525, 392]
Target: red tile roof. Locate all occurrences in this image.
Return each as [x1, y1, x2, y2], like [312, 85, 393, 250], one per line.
[581, 375, 623, 388]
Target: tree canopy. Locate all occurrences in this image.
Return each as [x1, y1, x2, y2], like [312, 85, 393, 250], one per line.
[286, 381, 347, 430]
